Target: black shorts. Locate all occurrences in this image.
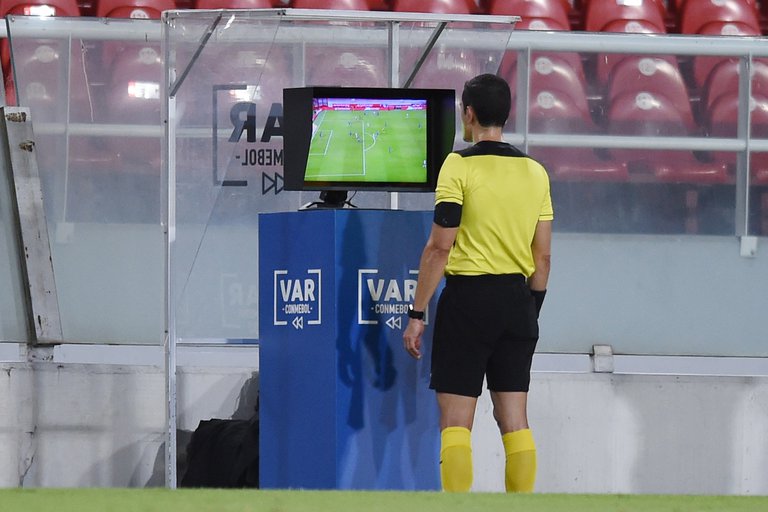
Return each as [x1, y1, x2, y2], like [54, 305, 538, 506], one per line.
[429, 274, 539, 397]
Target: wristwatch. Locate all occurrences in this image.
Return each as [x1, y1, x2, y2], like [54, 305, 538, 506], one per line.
[407, 305, 425, 320]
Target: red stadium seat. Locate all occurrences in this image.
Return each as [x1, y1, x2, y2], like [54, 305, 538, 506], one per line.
[0, 0, 80, 92]
[606, 57, 695, 132]
[406, 47, 480, 92]
[392, 0, 477, 13]
[607, 90, 728, 184]
[523, 89, 629, 181]
[195, 0, 271, 6]
[488, 0, 571, 14]
[584, 0, 666, 33]
[488, 0, 570, 29]
[679, 0, 759, 35]
[96, 0, 175, 18]
[505, 54, 589, 115]
[702, 59, 768, 111]
[513, 16, 570, 31]
[292, 2, 382, 87]
[367, 0, 391, 9]
[394, 1, 482, 88]
[105, 45, 163, 171]
[706, 93, 768, 185]
[594, 18, 666, 87]
[676, 0, 758, 13]
[691, 21, 761, 87]
[306, 48, 387, 87]
[496, 1, 582, 82]
[292, 0, 371, 8]
[0, 0, 79, 15]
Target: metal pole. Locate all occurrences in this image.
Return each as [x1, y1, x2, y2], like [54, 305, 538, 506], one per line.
[389, 21, 400, 211]
[162, 13, 179, 490]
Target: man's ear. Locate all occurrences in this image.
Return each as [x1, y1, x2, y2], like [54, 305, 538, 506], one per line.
[463, 105, 475, 124]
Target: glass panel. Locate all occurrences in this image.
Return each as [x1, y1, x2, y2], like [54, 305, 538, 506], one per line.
[750, 152, 768, 236]
[0, 142, 28, 342]
[166, 11, 515, 341]
[8, 16, 164, 343]
[5, 14, 766, 355]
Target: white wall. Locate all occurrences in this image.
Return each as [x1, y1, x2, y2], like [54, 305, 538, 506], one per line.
[0, 361, 257, 488]
[1, 356, 767, 494]
[473, 373, 768, 494]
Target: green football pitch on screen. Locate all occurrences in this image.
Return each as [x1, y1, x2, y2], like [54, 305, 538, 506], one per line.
[306, 107, 428, 184]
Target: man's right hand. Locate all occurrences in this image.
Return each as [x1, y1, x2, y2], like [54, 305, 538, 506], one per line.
[403, 318, 425, 360]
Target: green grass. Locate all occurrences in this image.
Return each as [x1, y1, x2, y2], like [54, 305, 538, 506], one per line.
[1, 489, 767, 512]
[306, 108, 427, 184]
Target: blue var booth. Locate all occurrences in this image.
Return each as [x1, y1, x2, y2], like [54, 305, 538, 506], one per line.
[259, 209, 440, 490]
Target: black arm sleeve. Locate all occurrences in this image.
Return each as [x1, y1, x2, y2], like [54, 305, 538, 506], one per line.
[434, 201, 462, 228]
[531, 289, 546, 318]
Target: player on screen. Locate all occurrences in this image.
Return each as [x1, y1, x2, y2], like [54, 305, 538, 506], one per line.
[403, 74, 553, 493]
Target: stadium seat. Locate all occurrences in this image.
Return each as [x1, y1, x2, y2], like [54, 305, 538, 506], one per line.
[513, 16, 570, 31]
[406, 48, 480, 92]
[523, 89, 629, 181]
[393, 0, 482, 88]
[584, 0, 666, 33]
[495, 1, 582, 81]
[305, 48, 387, 87]
[607, 90, 728, 184]
[487, 0, 570, 29]
[505, 54, 589, 115]
[706, 92, 768, 185]
[0, 0, 79, 15]
[606, 57, 696, 132]
[105, 45, 163, 171]
[292, 0, 371, 8]
[702, 59, 768, 111]
[195, 0, 272, 7]
[676, 0, 759, 14]
[366, 0, 391, 9]
[706, 91, 768, 234]
[488, 0, 570, 14]
[594, 18, 666, 87]
[679, 0, 759, 35]
[292, 2, 383, 87]
[181, 44, 291, 129]
[9, 41, 96, 121]
[96, 0, 176, 18]
[392, 0, 477, 14]
[691, 21, 762, 87]
[0, 0, 80, 98]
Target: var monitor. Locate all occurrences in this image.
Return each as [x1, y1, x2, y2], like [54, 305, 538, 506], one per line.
[283, 86, 456, 204]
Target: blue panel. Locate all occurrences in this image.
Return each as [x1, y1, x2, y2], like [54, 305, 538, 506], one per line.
[259, 210, 338, 489]
[333, 210, 440, 490]
[259, 210, 440, 490]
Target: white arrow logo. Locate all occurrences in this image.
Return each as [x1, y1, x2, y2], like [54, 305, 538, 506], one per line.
[292, 316, 304, 330]
[385, 316, 402, 330]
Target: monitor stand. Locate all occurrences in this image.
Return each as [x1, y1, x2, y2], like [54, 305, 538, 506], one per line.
[300, 190, 356, 210]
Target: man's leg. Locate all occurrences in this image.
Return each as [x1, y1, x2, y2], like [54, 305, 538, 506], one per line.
[490, 391, 536, 492]
[437, 392, 477, 492]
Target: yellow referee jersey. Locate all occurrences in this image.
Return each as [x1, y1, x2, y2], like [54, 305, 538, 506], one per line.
[435, 140, 554, 277]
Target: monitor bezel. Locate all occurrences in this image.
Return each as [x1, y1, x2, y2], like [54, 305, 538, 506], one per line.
[283, 86, 456, 193]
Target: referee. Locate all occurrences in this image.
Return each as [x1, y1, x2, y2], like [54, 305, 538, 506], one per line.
[403, 74, 553, 493]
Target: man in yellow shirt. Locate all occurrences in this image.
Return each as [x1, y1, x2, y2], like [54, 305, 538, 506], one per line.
[403, 74, 553, 493]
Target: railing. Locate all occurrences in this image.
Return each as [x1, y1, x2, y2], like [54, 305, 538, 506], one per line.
[0, 11, 765, 357]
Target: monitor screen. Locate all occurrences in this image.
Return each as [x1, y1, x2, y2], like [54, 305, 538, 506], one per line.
[283, 87, 456, 201]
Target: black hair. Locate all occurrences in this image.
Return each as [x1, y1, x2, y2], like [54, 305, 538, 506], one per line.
[461, 73, 511, 128]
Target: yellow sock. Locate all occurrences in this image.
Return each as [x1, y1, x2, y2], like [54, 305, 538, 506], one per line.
[502, 428, 536, 493]
[440, 427, 473, 492]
